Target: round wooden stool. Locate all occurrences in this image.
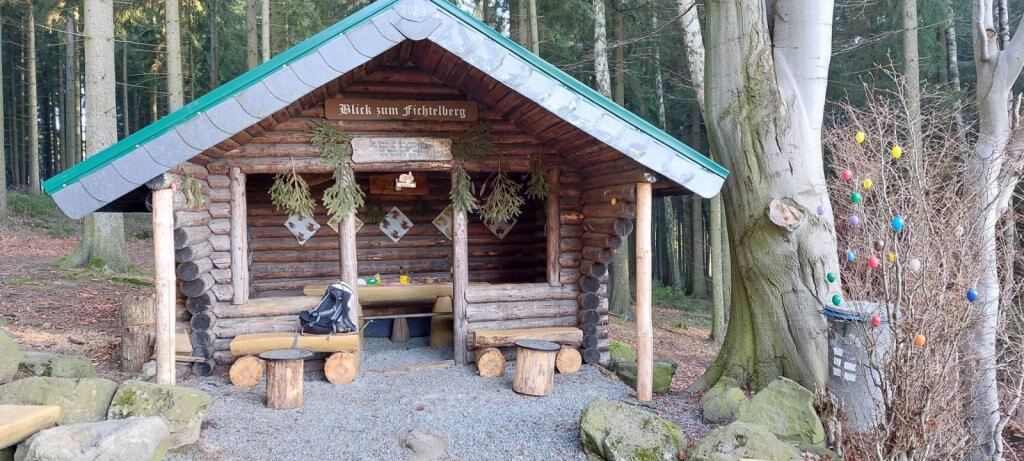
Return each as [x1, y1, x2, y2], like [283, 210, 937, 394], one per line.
[259, 348, 313, 410]
[512, 339, 561, 396]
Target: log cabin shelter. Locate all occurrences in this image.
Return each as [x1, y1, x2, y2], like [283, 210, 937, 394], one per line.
[43, 0, 726, 399]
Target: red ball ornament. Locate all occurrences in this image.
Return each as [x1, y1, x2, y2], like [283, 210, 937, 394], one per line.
[868, 255, 881, 269]
[841, 169, 854, 181]
[870, 314, 881, 328]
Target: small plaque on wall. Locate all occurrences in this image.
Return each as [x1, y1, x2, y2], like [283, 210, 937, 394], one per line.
[326, 98, 478, 122]
[351, 137, 453, 163]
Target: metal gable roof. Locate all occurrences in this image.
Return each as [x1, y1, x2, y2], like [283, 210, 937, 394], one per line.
[44, 0, 727, 219]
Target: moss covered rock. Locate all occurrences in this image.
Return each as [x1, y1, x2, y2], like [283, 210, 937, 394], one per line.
[736, 377, 825, 446]
[0, 330, 24, 384]
[14, 417, 170, 461]
[580, 399, 685, 461]
[608, 342, 677, 394]
[107, 380, 211, 449]
[687, 421, 802, 461]
[0, 377, 117, 424]
[18, 352, 96, 379]
[700, 381, 748, 424]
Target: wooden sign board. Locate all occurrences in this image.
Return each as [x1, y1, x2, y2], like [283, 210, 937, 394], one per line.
[351, 137, 453, 164]
[326, 98, 478, 122]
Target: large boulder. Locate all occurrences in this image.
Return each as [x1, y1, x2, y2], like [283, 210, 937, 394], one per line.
[0, 330, 24, 384]
[580, 399, 685, 461]
[687, 421, 802, 461]
[0, 377, 117, 424]
[13, 417, 169, 461]
[106, 380, 211, 449]
[737, 377, 825, 446]
[700, 381, 748, 424]
[18, 352, 96, 379]
[403, 429, 447, 461]
[607, 341, 677, 394]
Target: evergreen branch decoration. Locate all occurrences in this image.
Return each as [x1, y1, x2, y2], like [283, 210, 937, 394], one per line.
[269, 162, 316, 218]
[307, 122, 363, 218]
[180, 173, 203, 207]
[451, 164, 478, 213]
[525, 155, 557, 200]
[481, 171, 524, 223]
[308, 122, 352, 167]
[452, 124, 494, 161]
[362, 201, 386, 227]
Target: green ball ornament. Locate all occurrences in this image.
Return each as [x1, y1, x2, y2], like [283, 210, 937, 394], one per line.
[850, 192, 862, 204]
[826, 272, 837, 283]
[831, 294, 843, 306]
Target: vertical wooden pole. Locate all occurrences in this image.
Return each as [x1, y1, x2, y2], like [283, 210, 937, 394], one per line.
[229, 167, 249, 305]
[452, 171, 469, 365]
[635, 182, 653, 402]
[546, 168, 561, 286]
[340, 212, 361, 321]
[152, 187, 176, 385]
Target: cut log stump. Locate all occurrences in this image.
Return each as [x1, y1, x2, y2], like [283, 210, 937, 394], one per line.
[390, 317, 410, 343]
[229, 355, 265, 388]
[260, 349, 313, 410]
[555, 346, 582, 374]
[324, 351, 358, 385]
[476, 347, 506, 378]
[512, 340, 560, 397]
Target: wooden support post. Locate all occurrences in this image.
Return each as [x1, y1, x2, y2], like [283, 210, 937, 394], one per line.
[340, 212, 361, 322]
[452, 170, 469, 365]
[229, 167, 249, 305]
[152, 186, 176, 385]
[546, 168, 561, 286]
[635, 182, 653, 402]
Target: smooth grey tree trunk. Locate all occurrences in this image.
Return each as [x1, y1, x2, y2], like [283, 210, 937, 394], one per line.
[63, 17, 80, 170]
[208, 0, 219, 88]
[903, 0, 923, 180]
[528, 0, 538, 54]
[612, 0, 623, 105]
[262, 0, 271, 63]
[710, 195, 725, 344]
[246, 0, 258, 69]
[120, 33, 129, 137]
[944, 0, 965, 143]
[0, 13, 6, 219]
[690, 196, 707, 298]
[166, 0, 183, 111]
[27, 5, 40, 193]
[63, 0, 129, 271]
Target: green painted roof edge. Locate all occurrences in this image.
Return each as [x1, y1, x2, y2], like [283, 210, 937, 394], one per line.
[43, 0, 402, 195]
[44, 0, 726, 196]
[425, 0, 727, 178]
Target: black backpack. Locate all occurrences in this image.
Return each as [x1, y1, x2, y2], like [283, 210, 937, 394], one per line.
[300, 282, 358, 334]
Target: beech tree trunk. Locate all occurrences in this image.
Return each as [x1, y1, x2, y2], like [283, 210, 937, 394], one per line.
[63, 17, 80, 170]
[528, 0, 539, 54]
[166, 0, 184, 111]
[0, 13, 5, 219]
[690, 196, 707, 298]
[944, 0, 965, 143]
[261, 0, 271, 63]
[612, 0, 624, 105]
[27, 5, 39, 193]
[902, 0, 923, 179]
[208, 0, 219, 87]
[64, 0, 129, 271]
[710, 196, 725, 344]
[246, 0, 258, 69]
[699, 0, 837, 391]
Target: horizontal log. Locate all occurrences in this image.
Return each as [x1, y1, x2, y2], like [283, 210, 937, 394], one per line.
[229, 332, 358, 356]
[578, 292, 600, 310]
[578, 275, 601, 293]
[176, 257, 213, 282]
[581, 246, 613, 265]
[190, 330, 214, 358]
[559, 268, 580, 285]
[211, 235, 230, 251]
[559, 224, 583, 238]
[579, 309, 600, 326]
[186, 292, 216, 314]
[581, 184, 636, 204]
[208, 187, 230, 202]
[208, 218, 231, 235]
[582, 218, 633, 237]
[214, 296, 318, 318]
[211, 252, 231, 269]
[582, 232, 623, 251]
[560, 238, 583, 252]
[582, 348, 600, 364]
[175, 241, 213, 263]
[209, 315, 299, 339]
[174, 162, 208, 180]
[212, 284, 234, 302]
[209, 202, 231, 218]
[558, 252, 581, 269]
[172, 191, 210, 212]
[465, 299, 579, 323]
[466, 316, 578, 334]
[181, 273, 215, 298]
[470, 326, 583, 349]
[174, 211, 211, 228]
[250, 244, 544, 264]
[582, 202, 636, 219]
[211, 268, 232, 284]
[207, 174, 230, 188]
[190, 311, 217, 331]
[174, 226, 212, 250]
[580, 260, 607, 278]
[559, 211, 584, 225]
[581, 170, 655, 191]
[250, 256, 542, 280]
[464, 283, 579, 303]
[207, 157, 543, 175]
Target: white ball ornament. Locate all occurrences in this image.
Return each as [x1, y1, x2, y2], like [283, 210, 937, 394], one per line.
[909, 258, 922, 273]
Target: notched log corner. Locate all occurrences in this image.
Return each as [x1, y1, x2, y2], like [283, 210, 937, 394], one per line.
[767, 199, 803, 232]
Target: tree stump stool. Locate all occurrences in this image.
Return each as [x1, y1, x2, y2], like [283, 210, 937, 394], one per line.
[512, 339, 561, 396]
[259, 348, 313, 410]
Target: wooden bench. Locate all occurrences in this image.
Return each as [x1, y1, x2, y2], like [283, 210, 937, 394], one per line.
[471, 327, 584, 378]
[229, 332, 359, 387]
[304, 284, 454, 344]
[0, 405, 60, 449]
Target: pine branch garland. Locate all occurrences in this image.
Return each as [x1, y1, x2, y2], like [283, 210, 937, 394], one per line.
[307, 122, 363, 219]
[451, 164, 478, 213]
[525, 155, 557, 200]
[270, 163, 315, 218]
[481, 171, 524, 223]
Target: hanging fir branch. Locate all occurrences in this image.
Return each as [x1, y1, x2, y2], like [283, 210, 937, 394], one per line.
[308, 122, 364, 218]
[452, 124, 494, 161]
[270, 162, 316, 218]
[525, 155, 557, 200]
[308, 122, 353, 167]
[362, 199, 386, 227]
[481, 171, 524, 223]
[451, 164, 478, 213]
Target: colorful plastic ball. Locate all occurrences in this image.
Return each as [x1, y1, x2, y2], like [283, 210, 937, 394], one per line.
[909, 258, 922, 273]
[891, 145, 903, 159]
[862, 178, 874, 190]
[841, 169, 854, 181]
[826, 272, 837, 283]
[966, 288, 979, 302]
[870, 314, 882, 328]
[855, 131, 866, 144]
[914, 334, 926, 347]
[832, 294, 843, 306]
[850, 192, 862, 204]
[887, 252, 896, 263]
[848, 215, 860, 227]
[816, 205, 825, 216]
[891, 215, 905, 232]
[873, 240, 885, 252]
[845, 250, 856, 263]
[868, 255, 881, 269]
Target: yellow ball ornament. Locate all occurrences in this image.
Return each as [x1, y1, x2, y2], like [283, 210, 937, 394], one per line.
[862, 178, 874, 190]
[855, 131, 866, 144]
[611, 198, 617, 205]
[887, 252, 896, 263]
[891, 145, 903, 159]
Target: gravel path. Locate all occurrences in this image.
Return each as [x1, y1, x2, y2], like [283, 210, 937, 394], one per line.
[171, 338, 636, 460]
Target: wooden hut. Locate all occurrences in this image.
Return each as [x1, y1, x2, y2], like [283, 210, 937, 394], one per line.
[43, 0, 726, 401]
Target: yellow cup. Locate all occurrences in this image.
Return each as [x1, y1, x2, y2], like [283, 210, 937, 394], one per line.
[399, 275, 410, 285]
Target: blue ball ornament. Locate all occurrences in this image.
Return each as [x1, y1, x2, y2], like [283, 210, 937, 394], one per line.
[891, 215, 905, 232]
[966, 288, 979, 302]
[816, 205, 825, 216]
[845, 250, 856, 263]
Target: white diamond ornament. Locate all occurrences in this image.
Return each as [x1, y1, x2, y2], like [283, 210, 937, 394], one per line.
[327, 214, 364, 234]
[484, 218, 516, 240]
[380, 206, 413, 243]
[433, 205, 454, 240]
[284, 214, 320, 245]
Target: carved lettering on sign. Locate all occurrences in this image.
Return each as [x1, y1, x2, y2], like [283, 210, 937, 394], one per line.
[350, 137, 453, 164]
[325, 98, 478, 122]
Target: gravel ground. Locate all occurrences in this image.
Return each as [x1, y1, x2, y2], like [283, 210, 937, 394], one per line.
[171, 338, 637, 460]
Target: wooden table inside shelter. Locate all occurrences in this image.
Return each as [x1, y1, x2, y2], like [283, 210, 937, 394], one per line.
[259, 348, 314, 410]
[303, 283, 453, 304]
[512, 339, 561, 397]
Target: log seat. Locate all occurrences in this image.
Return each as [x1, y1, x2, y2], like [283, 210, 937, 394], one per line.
[471, 327, 584, 378]
[229, 332, 360, 388]
[0, 405, 60, 449]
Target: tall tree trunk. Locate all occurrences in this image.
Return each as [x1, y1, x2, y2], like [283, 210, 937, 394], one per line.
[64, 17, 81, 169]
[902, 0, 923, 179]
[710, 195, 725, 343]
[517, 0, 528, 49]
[509, 0, 520, 42]
[676, 0, 705, 113]
[690, 196, 707, 298]
[63, 0, 129, 271]
[944, 0, 965, 143]
[649, 4, 681, 293]
[246, 0, 258, 69]
[699, 0, 836, 391]
[528, 0, 538, 54]
[665, 198, 683, 291]
[611, 0, 624, 107]
[0, 13, 6, 219]
[208, 0, 219, 88]
[261, 0, 270, 63]
[26, 5, 39, 193]
[120, 34, 129, 137]
[166, 0, 183, 111]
